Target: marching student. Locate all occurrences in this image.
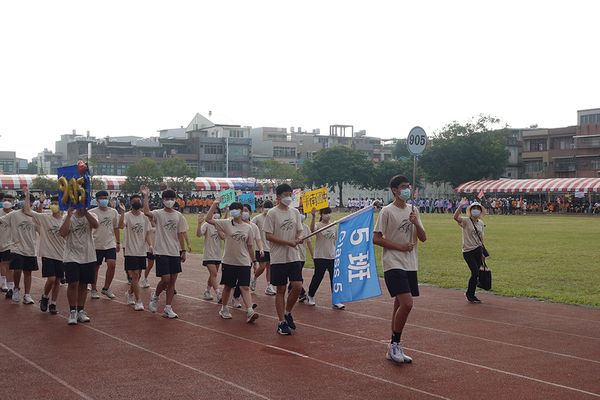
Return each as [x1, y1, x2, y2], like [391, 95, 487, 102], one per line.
[60, 203, 100, 325]
[263, 183, 304, 335]
[206, 198, 259, 323]
[250, 200, 275, 295]
[23, 188, 65, 314]
[289, 213, 311, 303]
[118, 194, 152, 311]
[306, 206, 345, 309]
[89, 191, 121, 299]
[0, 192, 40, 305]
[0, 193, 15, 297]
[197, 211, 225, 303]
[373, 175, 427, 364]
[141, 218, 156, 289]
[141, 186, 187, 319]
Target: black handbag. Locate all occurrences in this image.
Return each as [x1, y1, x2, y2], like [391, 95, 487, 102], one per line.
[470, 218, 489, 257]
[477, 261, 492, 290]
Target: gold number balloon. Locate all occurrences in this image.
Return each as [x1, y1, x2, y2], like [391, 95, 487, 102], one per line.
[58, 176, 87, 206]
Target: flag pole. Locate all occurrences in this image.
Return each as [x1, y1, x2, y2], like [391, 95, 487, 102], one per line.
[301, 205, 374, 241]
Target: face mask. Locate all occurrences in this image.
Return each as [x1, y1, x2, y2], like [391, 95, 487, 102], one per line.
[50, 205, 60, 214]
[98, 199, 109, 207]
[471, 209, 481, 217]
[241, 212, 250, 221]
[131, 202, 142, 210]
[397, 189, 411, 202]
[263, 208, 271, 214]
[3, 201, 13, 209]
[230, 209, 241, 218]
[322, 213, 331, 221]
[213, 214, 220, 219]
[163, 200, 175, 208]
[301, 214, 306, 221]
[281, 197, 292, 206]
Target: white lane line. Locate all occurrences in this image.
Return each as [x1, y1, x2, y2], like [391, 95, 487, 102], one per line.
[0, 342, 94, 400]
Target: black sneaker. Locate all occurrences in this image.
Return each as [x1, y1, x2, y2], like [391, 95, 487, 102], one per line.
[49, 304, 58, 314]
[277, 321, 292, 335]
[472, 296, 482, 303]
[60, 278, 66, 285]
[284, 313, 296, 330]
[127, 277, 132, 285]
[173, 289, 177, 295]
[40, 296, 49, 312]
[298, 293, 307, 303]
[5, 289, 13, 299]
[465, 293, 480, 303]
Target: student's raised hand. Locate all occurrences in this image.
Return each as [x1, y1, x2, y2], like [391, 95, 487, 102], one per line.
[140, 185, 150, 196]
[67, 206, 75, 216]
[214, 196, 223, 204]
[460, 197, 469, 207]
[119, 203, 126, 212]
[39, 192, 46, 203]
[23, 186, 30, 196]
[198, 213, 205, 223]
[310, 207, 317, 216]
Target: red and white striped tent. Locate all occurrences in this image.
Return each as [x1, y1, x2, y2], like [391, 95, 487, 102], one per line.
[455, 178, 600, 194]
[0, 174, 257, 192]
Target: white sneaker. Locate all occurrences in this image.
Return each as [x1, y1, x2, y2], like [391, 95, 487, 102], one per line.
[125, 291, 135, 305]
[265, 284, 276, 295]
[22, 294, 35, 304]
[102, 288, 116, 299]
[134, 299, 144, 311]
[386, 342, 412, 363]
[250, 277, 257, 291]
[247, 308, 259, 323]
[141, 278, 150, 288]
[162, 307, 178, 318]
[90, 289, 100, 299]
[219, 307, 232, 319]
[307, 295, 316, 306]
[12, 288, 21, 303]
[217, 291, 222, 304]
[77, 310, 90, 323]
[0, 282, 7, 292]
[149, 292, 159, 313]
[230, 297, 241, 308]
[68, 310, 78, 325]
[203, 290, 213, 300]
[332, 303, 345, 310]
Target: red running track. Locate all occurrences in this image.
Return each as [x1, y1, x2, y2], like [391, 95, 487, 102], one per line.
[1, 253, 599, 399]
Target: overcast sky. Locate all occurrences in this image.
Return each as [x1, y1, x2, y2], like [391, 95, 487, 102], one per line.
[2, 1, 598, 161]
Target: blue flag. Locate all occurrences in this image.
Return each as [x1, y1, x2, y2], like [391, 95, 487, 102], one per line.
[57, 164, 91, 211]
[332, 207, 381, 304]
[237, 192, 255, 211]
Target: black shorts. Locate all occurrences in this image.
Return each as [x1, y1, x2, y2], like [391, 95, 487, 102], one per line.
[256, 251, 270, 263]
[147, 252, 156, 261]
[125, 256, 147, 271]
[384, 269, 419, 297]
[0, 250, 11, 263]
[9, 254, 39, 271]
[202, 260, 221, 267]
[64, 262, 96, 284]
[42, 257, 64, 278]
[96, 248, 117, 265]
[220, 264, 251, 288]
[155, 255, 182, 277]
[270, 261, 303, 286]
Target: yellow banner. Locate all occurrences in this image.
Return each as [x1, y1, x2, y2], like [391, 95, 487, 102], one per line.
[302, 187, 329, 211]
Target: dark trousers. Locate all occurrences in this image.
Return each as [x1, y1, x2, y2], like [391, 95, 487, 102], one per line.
[463, 247, 483, 297]
[308, 258, 334, 297]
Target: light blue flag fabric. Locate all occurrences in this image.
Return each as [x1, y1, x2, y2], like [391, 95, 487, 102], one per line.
[237, 192, 255, 211]
[332, 207, 381, 304]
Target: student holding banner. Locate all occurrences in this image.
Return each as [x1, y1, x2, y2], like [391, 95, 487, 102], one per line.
[306, 207, 345, 309]
[373, 175, 427, 364]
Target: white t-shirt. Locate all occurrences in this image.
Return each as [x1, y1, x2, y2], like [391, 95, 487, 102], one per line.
[298, 223, 311, 262]
[250, 213, 270, 252]
[373, 203, 424, 272]
[63, 213, 98, 264]
[0, 209, 14, 252]
[151, 209, 186, 257]
[213, 219, 254, 266]
[313, 221, 336, 259]
[31, 212, 66, 261]
[123, 212, 151, 257]
[0, 211, 39, 257]
[459, 217, 484, 252]
[200, 222, 223, 261]
[263, 206, 302, 264]
[90, 207, 119, 250]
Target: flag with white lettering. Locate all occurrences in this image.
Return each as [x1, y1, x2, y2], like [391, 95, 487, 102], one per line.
[332, 207, 381, 304]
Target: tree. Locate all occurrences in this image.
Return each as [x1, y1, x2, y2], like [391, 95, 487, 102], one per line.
[392, 139, 411, 160]
[419, 115, 510, 187]
[255, 159, 305, 190]
[301, 146, 374, 207]
[122, 158, 163, 194]
[160, 157, 197, 192]
[91, 177, 106, 191]
[27, 162, 38, 174]
[31, 174, 58, 195]
[371, 159, 426, 191]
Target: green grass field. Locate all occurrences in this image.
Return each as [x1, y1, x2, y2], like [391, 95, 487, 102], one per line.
[184, 212, 600, 308]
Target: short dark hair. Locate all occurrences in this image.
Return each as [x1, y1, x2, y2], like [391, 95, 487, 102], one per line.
[229, 202, 243, 211]
[243, 203, 252, 212]
[162, 190, 176, 199]
[51, 196, 59, 202]
[276, 183, 293, 196]
[263, 200, 273, 208]
[130, 194, 141, 201]
[3, 194, 14, 200]
[96, 190, 109, 198]
[0, 193, 4, 200]
[389, 175, 409, 190]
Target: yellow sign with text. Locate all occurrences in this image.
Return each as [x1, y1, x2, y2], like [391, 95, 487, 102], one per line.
[302, 187, 329, 211]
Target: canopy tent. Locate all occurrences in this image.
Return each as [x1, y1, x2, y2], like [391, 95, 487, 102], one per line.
[0, 174, 259, 191]
[455, 178, 600, 194]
